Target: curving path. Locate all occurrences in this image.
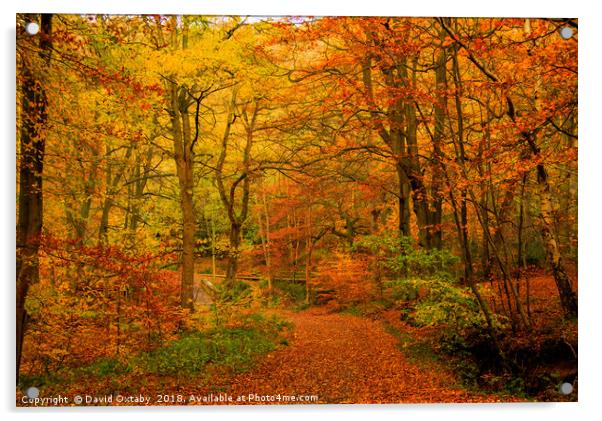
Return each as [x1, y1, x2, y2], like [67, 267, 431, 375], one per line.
[219, 308, 514, 404]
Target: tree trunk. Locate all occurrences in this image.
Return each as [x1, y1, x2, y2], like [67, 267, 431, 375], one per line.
[180, 174, 196, 310]
[163, 17, 197, 312]
[168, 81, 196, 311]
[99, 143, 132, 244]
[361, 54, 412, 238]
[216, 92, 255, 295]
[305, 242, 313, 305]
[305, 206, 313, 305]
[16, 13, 52, 385]
[224, 223, 241, 288]
[533, 154, 578, 317]
[429, 34, 447, 250]
[395, 163, 411, 236]
[442, 164, 502, 354]
[257, 186, 273, 291]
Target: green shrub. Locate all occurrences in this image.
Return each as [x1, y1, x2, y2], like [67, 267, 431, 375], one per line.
[340, 305, 362, 317]
[388, 239, 460, 278]
[235, 312, 292, 333]
[387, 277, 507, 332]
[138, 313, 287, 376]
[525, 239, 547, 267]
[273, 279, 306, 303]
[293, 302, 311, 312]
[384, 323, 441, 365]
[78, 357, 132, 378]
[355, 234, 460, 279]
[138, 334, 217, 375]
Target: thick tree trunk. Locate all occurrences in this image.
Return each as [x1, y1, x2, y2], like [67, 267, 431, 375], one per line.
[16, 13, 52, 385]
[362, 55, 413, 239]
[404, 99, 431, 248]
[162, 17, 198, 311]
[364, 51, 441, 246]
[168, 81, 196, 311]
[401, 58, 441, 250]
[180, 88, 196, 311]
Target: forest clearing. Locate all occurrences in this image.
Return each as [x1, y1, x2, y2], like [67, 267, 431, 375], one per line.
[16, 15, 577, 405]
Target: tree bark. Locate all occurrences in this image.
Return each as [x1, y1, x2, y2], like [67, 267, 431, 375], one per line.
[361, 55, 411, 237]
[169, 81, 196, 311]
[429, 33, 447, 250]
[99, 143, 133, 244]
[16, 13, 52, 385]
[528, 136, 578, 317]
[162, 17, 197, 311]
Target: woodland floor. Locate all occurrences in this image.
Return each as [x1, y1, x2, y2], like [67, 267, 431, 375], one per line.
[196, 308, 522, 404]
[19, 272, 573, 405]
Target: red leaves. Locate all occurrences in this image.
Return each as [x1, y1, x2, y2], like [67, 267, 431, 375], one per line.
[473, 37, 485, 51]
[20, 235, 184, 375]
[207, 310, 520, 404]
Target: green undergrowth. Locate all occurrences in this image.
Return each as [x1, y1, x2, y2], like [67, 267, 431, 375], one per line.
[19, 312, 290, 395]
[383, 322, 441, 367]
[140, 327, 276, 376]
[339, 300, 393, 317]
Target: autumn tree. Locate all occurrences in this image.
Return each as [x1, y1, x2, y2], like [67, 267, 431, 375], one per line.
[148, 16, 248, 309]
[16, 13, 53, 383]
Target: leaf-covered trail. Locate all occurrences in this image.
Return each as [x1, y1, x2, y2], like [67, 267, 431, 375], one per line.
[220, 308, 514, 404]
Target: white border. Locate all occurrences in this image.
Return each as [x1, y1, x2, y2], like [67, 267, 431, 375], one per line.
[5, 0, 586, 17]
[2, 1, 601, 421]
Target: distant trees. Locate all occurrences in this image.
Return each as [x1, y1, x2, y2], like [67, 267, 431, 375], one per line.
[260, 17, 578, 324]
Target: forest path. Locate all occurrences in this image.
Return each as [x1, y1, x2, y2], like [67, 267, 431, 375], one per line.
[221, 307, 511, 404]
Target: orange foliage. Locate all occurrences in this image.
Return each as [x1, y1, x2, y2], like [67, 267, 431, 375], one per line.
[21, 235, 184, 375]
[317, 253, 374, 305]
